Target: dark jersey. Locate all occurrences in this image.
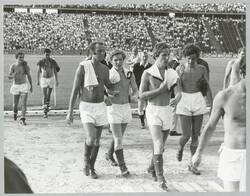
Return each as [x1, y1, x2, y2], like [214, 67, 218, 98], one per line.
[133, 62, 152, 88]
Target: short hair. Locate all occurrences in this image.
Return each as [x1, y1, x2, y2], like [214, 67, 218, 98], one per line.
[152, 42, 170, 59]
[88, 41, 105, 54]
[15, 51, 24, 59]
[183, 44, 201, 57]
[44, 48, 51, 54]
[109, 49, 126, 61]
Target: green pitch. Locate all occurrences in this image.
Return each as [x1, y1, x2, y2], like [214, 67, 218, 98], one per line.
[4, 54, 229, 110]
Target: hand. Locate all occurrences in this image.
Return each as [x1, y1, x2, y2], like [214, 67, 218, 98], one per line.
[192, 152, 202, 168]
[169, 98, 176, 107]
[108, 90, 120, 97]
[66, 113, 73, 125]
[30, 86, 33, 93]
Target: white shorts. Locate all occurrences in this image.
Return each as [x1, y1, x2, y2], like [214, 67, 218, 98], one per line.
[107, 103, 132, 124]
[10, 83, 29, 95]
[79, 101, 108, 126]
[217, 145, 246, 182]
[176, 92, 207, 116]
[40, 77, 55, 88]
[146, 104, 172, 131]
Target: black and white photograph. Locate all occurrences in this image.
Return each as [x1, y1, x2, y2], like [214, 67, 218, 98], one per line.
[2, 0, 246, 193]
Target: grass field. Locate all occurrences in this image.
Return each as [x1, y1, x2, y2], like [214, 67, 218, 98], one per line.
[4, 54, 229, 110]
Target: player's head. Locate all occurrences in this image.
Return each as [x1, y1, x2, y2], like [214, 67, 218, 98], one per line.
[152, 42, 171, 68]
[15, 51, 25, 61]
[183, 44, 200, 65]
[109, 49, 126, 68]
[141, 51, 149, 63]
[88, 41, 106, 62]
[44, 48, 51, 58]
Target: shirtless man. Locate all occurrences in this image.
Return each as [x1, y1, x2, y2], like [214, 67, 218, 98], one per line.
[8, 51, 33, 125]
[223, 47, 245, 89]
[176, 44, 213, 175]
[192, 62, 246, 192]
[66, 41, 113, 179]
[105, 49, 138, 177]
[133, 51, 152, 129]
[37, 48, 60, 118]
[139, 42, 181, 191]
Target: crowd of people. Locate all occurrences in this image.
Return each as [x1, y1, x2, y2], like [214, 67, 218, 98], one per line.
[8, 3, 246, 13]
[4, 12, 245, 55]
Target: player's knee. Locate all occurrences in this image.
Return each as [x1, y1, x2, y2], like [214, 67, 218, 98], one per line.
[154, 140, 164, 154]
[114, 137, 123, 151]
[86, 137, 95, 146]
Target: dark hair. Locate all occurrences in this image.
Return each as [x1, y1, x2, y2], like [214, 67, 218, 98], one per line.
[183, 44, 200, 57]
[44, 48, 51, 54]
[152, 42, 170, 59]
[15, 51, 24, 59]
[88, 41, 105, 54]
[109, 49, 126, 61]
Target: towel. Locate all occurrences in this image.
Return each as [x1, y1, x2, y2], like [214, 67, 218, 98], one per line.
[109, 67, 132, 84]
[145, 64, 163, 81]
[145, 65, 179, 90]
[80, 60, 98, 91]
[164, 68, 179, 89]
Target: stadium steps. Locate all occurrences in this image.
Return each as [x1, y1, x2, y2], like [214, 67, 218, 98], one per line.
[225, 21, 239, 53]
[235, 22, 245, 47]
[218, 20, 233, 53]
[203, 19, 223, 54]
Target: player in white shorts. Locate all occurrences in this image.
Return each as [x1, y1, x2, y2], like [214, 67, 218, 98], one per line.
[139, 42, 181, 191]
[105, 49, 138, 177]
[192, 61, 246, 192]
[8, 51, 33, 125]
[175, 44, 213, 175]
[66, 41, 115, 179]
[37, 48, 60, 118]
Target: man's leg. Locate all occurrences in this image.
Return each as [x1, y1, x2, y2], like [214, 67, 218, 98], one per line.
[138, 99, 145, 129]
[89, 126, 103, 179]
[177, 115, 192, 161]
[105, 139, 118, 166]
[224, 181, 240, 192]
[42, 87, 48, 117]
[111, 123, 130, 177]
[82, 123, 96, 177]
[13, 95, 20, 120]
[149, 125, 168, 191]
[46, 87, 53, 109]
[170, 107, 181, 136]
[19, 93, 28, 125]
[188, 115, 203, 175]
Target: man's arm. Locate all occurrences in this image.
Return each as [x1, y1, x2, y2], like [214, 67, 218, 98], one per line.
[37, 65, 41, 86]
[170, 78, 182, 107]
[202, 67, 213, 107]
[54, 65, 59, 87]
[25, 65, 33, 93]
[223, 60, 233, 89]
[139, 72, 168, 101]
[8, 64, 16, 80]
[68, 65, 84, 116]
[130, 73, 139, 97]
[192, 91, 225, 166]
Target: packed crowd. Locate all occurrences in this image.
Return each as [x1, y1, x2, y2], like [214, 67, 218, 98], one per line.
[4, 12, 245, 54]
[8, 3, 246, 13]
